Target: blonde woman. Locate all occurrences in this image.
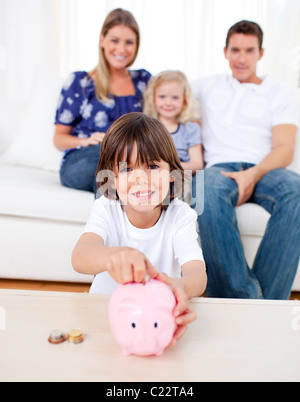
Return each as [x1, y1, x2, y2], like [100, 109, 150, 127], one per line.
[54, 9, 151, 193]
[143, 70, 203, 174]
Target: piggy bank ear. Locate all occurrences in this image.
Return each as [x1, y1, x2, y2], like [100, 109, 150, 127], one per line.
[156, 302, 176, 314]
[115, 298, 140, 313]
[154, 287, 177, 311]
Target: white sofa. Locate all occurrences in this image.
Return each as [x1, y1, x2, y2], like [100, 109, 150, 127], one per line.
[0, 67, 299, 292]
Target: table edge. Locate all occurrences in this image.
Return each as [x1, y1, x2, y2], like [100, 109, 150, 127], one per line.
[0, 289, 299, 307]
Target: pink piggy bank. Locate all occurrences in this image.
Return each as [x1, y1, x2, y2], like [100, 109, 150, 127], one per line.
[109, 279, 177, 356]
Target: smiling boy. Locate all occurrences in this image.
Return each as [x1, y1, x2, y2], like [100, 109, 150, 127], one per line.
[72, 113, 207, 345]
[192, 20, 300, 299]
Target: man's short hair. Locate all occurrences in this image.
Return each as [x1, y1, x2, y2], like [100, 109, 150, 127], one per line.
[226, 20, 264, 50]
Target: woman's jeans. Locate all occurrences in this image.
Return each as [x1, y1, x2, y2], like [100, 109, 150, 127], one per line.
[60, 145, 101, 195]
[194, 163, 300, 300]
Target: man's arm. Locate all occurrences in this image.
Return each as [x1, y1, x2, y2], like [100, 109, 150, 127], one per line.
[221, 124, 297, 206]
[254, 124, 297, 178]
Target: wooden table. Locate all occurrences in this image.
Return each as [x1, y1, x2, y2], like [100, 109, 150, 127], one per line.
[0, 289, 299, 382]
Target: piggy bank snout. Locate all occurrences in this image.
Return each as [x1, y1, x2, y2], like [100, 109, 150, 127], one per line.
[125, 313, 175, 356]
[134, 333, 156, 355]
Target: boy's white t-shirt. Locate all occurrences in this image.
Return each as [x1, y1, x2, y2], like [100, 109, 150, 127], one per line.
[83, 196, 204, 294]
[192, 74, 299, 168]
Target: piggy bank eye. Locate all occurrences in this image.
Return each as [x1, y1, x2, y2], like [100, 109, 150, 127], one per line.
[130, 321, 137, 329]
[154, 322, 159, 329]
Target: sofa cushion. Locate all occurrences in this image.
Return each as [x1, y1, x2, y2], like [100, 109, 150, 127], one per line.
[0, 66, 64, 172]
[236, 203, 270, 237]
[0, 164, 271, 234]
[0, 165, 94, 224]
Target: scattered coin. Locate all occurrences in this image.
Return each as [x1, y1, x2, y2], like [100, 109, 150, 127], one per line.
[67, 329, 83, 344]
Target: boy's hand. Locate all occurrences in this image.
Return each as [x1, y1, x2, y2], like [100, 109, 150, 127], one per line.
[156, 273, 197, 345]
[106, 248, 158, 284]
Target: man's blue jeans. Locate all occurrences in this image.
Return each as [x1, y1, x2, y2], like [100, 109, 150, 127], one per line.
[194, 163, 300, 300]
[60, 144, 101, 195]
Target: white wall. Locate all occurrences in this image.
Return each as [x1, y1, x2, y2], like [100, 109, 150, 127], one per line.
[0, 0, 299, 102]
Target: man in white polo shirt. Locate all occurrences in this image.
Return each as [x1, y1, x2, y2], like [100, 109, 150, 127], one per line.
[192, 20, 300, 299]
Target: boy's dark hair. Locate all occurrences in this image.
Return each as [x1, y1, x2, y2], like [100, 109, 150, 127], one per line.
[96, 112, 184, 206]
[226, 20, 264, 50]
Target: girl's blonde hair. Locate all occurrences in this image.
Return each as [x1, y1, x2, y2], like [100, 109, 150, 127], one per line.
[91, 9, 140, 101]
[143, 70, 201, 124]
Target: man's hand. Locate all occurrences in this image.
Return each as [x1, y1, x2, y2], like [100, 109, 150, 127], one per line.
[221, 124, 297, 207]
[221, 167, 259, 206]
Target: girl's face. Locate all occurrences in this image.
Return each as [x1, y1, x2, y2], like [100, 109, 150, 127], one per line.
[154, 81, 185, 122]
[114, 143, 174, 227]
[100, 25, 137, 71]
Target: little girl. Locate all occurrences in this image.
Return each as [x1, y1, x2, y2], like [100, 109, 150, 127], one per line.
[143, 70, 204, 174]
[72, 112, 207, 345]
